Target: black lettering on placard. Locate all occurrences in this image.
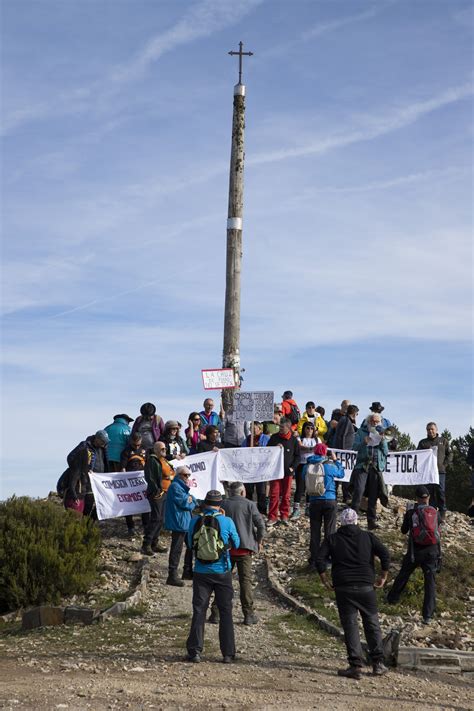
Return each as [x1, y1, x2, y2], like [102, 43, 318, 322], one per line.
[128, 477, 145, 487]
[117, 492, 143, 502]
[102, 481, 112, 489]
[189, 462, 205, 473]
[413, 455, 417, 472]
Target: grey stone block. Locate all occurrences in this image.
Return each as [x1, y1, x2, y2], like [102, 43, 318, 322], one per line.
[64, 606, 99, 625]
[22, 606, 64, 630]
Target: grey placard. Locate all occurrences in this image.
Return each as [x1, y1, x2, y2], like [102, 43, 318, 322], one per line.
[233, 391, 274, 421]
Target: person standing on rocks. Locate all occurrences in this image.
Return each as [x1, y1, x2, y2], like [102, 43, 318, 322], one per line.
[104, 414, 134, 472]
[141, 442, 170, 556]
[316, 507, 390, 679]
[417, 422, 452, 520]
[208, 481, 265, 626]
[267, 417, 300, 527]
[186, 490, 240, 664]
[131, 402, 165, 453]
[63, 430, 110, 517]
[350, 412, 389, 530]
[164, 466, 196, 586]
[386, 486, 441, 624]
[120, 432, 149, 537]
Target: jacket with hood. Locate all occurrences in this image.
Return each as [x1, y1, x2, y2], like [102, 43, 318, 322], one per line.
[104, 417, 131, 462]
[304, 455, 345, 501]
[281, 398, 300, 430]
[65, 436, 109, 499]
[353, 421, 389, 473]
[164, 477, 197, 532]
[297, 412, 328, 439]
[316, 524, 390, 587]
[187, 509, 240, 574]
[131, 415, 165, 444]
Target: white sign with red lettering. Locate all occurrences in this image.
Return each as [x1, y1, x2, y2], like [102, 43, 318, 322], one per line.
[201, 368, 236, 390]
[89, 470, 151, 521]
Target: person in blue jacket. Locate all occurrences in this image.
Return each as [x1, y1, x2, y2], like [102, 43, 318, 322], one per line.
[306, 443, 345, 567]
[164, 466, 197, 586]
[186, 490, 240, 664]
[104, 414, 133, 471]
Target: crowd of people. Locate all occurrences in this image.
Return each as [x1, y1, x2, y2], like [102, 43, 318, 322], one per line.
[56, 391, 472, 676]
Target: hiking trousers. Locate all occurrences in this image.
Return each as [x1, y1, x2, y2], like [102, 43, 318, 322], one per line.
[428, 473, 446, 514]
[350, 466, 379, 525]
[335, 585, 384, 668]
[143, 493, 166, 546]
[245, 482, 267, 515]
[211, 554, 255, 618]
[387, 547, 438, 620]
[268, 475, 293, 521]
[309, 499, 337, 564]
[187, 572, 235, 658]
[168, 531, 193, 577]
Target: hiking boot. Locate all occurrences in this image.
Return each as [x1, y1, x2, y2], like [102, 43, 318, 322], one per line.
[166, 575, 185, 587]
[182, 569, 193, 580]
[368, 521, 381, 530]
[289, 507, 301, 521]
[186, 653, 201, 663]
[422, 617, 432, 625]
[337, 666, 362, 680]
[222, 655, 235, 664]
[372, 661, 389, 676]
[304, 504, 310, 517]
[141, 544, 154, 556]
[280, 518, 289, 527]
[267, 519, 277, 528]
[243, 612, 258, 625]
[151, 540, 168, 553]
[207, 610, 220, 624]
[127, 527, 136, 538]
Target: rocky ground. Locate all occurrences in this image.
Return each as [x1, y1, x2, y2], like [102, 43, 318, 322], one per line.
[1, 515, 473, 710]
[264, 496, 474, 651]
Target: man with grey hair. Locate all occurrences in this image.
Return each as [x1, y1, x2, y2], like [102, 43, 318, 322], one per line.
[164, 465, 197, 586]
[209, 481, 265, 625]
[350, 413, 389, 530]
[316, 508, 390, 679]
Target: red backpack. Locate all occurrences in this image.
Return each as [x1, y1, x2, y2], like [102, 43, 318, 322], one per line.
[411, 505, 440, 546]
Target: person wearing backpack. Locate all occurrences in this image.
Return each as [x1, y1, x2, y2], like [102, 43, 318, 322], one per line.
[186, 490, 240, 664]
[306, 443, 346, 567]
[280, 390, 301, 432]
[62, 430, 110, 517]
[386, 486, 441, 624]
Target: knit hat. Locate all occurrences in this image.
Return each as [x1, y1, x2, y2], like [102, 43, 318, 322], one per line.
[204, 490, 223, 505]
[415, 485, 430, 499]
[340, 508, 358, 526]
[94, 430, 109, 445]
[314, 443, 328, 456]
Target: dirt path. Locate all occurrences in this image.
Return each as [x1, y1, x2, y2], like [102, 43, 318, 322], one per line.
[1, 537, 473, 710]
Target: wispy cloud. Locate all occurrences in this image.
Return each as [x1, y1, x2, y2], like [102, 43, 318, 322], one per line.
[302, 3, 393, 40]
[249, 81, 474, 166]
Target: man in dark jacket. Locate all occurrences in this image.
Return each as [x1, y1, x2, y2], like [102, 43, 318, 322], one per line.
[267, 417, 300, 526]
[417, 422, 452, 519]
[334, 404, 359, 504]
[64, 430, 110, 517]
[141, 442, 168, 556]
[197, 425, 224, 453]
[209, 482, 265, 625]
[350, 413, 389, 530]
[386, 486, 441, 624]
[316, 508, 390, 679]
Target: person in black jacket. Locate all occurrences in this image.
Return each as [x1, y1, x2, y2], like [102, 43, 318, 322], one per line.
[417, 422, 452, 519]
[196, 425, 224, 453]
[386, 486, 441, 624]
[334, 404, 359, 504]
[267, 418, 300, 526]
[141, 442, 168, 556]
[316, 507, 390, 679]
[64, 430, 110, 518]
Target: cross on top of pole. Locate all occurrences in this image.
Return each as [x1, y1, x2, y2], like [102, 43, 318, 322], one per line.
[228, 41, 253, 85]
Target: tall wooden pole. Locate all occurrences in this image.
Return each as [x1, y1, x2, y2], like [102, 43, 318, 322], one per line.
[222, 42, 253, 414]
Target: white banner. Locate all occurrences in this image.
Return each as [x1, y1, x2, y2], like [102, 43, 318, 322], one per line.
[201, 368, 235, 389]
[217, 446, 284, 483]
[233, 391, 274, 422]
[331, 448, 439, 486]
[181, 451, 224, 500]
[89, 471, 151, 521]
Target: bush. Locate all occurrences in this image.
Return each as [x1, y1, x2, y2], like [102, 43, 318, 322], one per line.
[444, 427, 473, 514]
[0, 497, 101, 613]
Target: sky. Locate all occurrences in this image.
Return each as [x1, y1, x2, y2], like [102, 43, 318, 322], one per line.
[1, 0, 473, 499]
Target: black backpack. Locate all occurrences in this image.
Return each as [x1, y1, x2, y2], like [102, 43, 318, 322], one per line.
[288, 403, 301, 425]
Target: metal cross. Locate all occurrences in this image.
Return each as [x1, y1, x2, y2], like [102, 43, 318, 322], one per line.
[228, 41, 253, 85]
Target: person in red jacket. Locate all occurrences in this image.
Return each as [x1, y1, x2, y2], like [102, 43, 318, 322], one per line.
[267, 418, 300, 526]
[280, 390, 300, 431]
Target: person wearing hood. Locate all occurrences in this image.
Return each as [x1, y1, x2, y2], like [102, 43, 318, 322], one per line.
[62, 430, 110, 517]
[160, 420, 189, 461]
[316, 508, 390, 679]
[131, 403, 165, 452]
[104, 414, 134, 471]
[306, 443, 345, 566]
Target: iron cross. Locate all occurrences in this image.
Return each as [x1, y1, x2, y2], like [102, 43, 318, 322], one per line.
[228, 41, 253, 84]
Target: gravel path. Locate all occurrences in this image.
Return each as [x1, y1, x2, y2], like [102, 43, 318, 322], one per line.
[1, 524, 473, 710]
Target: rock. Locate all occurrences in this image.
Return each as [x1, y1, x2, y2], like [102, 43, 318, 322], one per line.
[64, 606, 99, 625]
[22, 606, 64, 630]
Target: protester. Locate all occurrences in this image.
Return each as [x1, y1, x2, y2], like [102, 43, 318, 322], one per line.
[104, 414, 133, 472]
[350, 413, 389, 530]
[340, 399, 351, 415]
[164, 466, 196, 586]
[141, 442, 170, 555]
[62, 430, 110, 517]
[316, 508, 390, 678]
[417, 423, 452, 519]
[160, 420, 189, 461]
[306, 444, 345, 566]
[186, 490, 240, 663]
[208, 482, 265, 625]
[221, 410, 246, 448]
[199, 398, 224, 435]
[325, 409, 343, 447]
[387, 486, 441, 623]
[197, 425, 224, 453]
[297, 401, 328, 440]
[334, 404, 359, 504]
[239, 421, 269, 514]
[263, 404, 283, 436]
[280, 390, 301, 431]
[291, 421, 318, 520]
[131, 403, 165, 452]
[267, 417, 300, 526]
[120, 432, 149, 536]
[185, 412, 203, 454]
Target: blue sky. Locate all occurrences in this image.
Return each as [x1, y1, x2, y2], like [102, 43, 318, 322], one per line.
[1, 0, 472, 498]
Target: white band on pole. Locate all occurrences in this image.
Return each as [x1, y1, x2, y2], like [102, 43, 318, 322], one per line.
[227, 217, 242, 230]
[234, 84, 246, 96]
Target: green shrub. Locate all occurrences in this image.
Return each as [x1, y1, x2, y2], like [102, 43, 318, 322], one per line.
[0, 497, 101, 613]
